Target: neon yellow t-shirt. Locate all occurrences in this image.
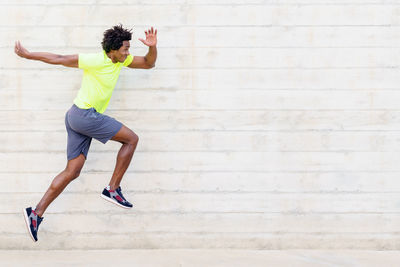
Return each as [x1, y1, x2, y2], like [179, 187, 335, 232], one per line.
[73, 51, 133, 113]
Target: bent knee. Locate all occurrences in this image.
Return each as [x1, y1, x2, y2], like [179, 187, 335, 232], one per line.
[65, 168, 81, 180]
[127, 131, 139, 146]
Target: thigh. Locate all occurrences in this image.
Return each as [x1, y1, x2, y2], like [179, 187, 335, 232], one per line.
[67, 106, 122, 144]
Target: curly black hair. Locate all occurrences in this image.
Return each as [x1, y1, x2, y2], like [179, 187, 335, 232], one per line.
[101, 24, 132, 53]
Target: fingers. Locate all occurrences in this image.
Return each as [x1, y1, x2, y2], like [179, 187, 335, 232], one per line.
[14, 41, 29, 57]
[16, 41, 23, 51]
[144, 27, 157, 36]
[14, 41, 21, 54]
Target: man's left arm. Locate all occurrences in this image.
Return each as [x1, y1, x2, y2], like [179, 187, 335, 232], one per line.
[128, 27, 157, 69]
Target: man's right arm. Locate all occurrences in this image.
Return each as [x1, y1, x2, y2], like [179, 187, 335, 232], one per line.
[14, 41, 78, 68]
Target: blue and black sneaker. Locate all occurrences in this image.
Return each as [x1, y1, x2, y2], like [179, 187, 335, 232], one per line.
[22, 207, 43, 242]
[101, 186, 133, 209]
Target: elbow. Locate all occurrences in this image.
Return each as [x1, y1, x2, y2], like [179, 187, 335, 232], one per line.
[145, 63, 155, 69]
[143, 58, 156, 69]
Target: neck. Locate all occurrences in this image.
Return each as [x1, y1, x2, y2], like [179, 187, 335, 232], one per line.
[106, 51, 118, 63]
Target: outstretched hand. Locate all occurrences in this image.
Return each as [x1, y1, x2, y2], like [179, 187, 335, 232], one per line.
[139, 27, 157, 47]
[14, 41, 30, 58]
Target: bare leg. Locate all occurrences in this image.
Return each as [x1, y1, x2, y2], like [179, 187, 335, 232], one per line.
[108, 125, 139, 190]
[35, 154, 86, 217]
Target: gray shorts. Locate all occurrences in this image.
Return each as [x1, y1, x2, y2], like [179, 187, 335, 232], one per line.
[65, 104, 123, 160]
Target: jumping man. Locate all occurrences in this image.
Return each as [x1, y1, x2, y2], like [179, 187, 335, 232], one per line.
[15, 25, 157, 242]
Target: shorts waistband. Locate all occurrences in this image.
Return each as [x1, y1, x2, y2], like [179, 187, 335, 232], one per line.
[71, 104, 97, 113]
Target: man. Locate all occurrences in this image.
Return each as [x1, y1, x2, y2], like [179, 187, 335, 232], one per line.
[14, 24, 157, 242]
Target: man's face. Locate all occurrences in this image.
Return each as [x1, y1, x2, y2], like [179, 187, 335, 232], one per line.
[115, 40, 130, 62]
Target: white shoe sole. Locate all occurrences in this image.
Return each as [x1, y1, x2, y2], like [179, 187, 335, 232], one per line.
[22, 208, 37, 242]
[100, 194, 132, 209]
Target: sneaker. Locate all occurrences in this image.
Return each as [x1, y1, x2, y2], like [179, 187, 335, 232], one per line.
[101, 186, 133, 209]
[22, 207, 43, 242]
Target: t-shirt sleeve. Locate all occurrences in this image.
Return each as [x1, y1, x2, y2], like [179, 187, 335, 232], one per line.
[79, 53, 102, 70]
[123, 55, 134, 67]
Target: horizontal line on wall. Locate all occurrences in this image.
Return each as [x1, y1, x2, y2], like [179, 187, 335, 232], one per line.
[0, 67, 379, 71]
[6, 67, 400, 71]
[5, 46, 400, 50]
[5, 150, 400, 154]
[33, 87, 398, 91]
[6, 190, 400, 195]
[4, 47, 400, 51]
[5, 88, 400, 92]
[6, 108, 400, 111]
[33, 231, 400, 235]
[2, 170, 400, 175]
[3, 170, 400, 174]
[4, 231, 400, 237]
[169, 67, 400, 70]
[3, 25, 400, 31]
[2, 24, 399, 28]
[116, 89, 400, 93]
[4, 109, 400, 113]
[5, 46, 400, 49]
[2, 130, 400, 133]
[79, 170, 400, 174]
[106, 108, 400, 111]
[3, 210, 400, 215]
[4, 150, 400, 153]
[101, 109, 400, 111]
[2, 3, 400, 6]
[2, 170, 400, 177]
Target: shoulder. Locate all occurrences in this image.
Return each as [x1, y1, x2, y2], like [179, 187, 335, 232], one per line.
[79, 52, 105, 69]
[123, 54, 134, 67]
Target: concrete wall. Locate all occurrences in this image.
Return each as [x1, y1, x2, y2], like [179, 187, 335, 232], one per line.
[1, 0, 400, 249]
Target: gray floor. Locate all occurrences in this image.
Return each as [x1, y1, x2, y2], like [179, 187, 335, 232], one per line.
[1, 249, 399, 266]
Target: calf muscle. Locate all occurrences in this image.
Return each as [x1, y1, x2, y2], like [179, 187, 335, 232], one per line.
[34, 154, 85, 217]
